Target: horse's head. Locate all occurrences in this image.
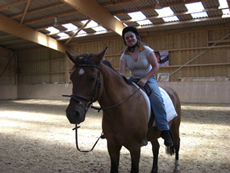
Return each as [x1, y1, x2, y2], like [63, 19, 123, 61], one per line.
[65, 47, 108, 124]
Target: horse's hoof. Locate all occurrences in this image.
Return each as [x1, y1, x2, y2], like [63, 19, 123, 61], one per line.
[151, 168, 158, 173]
[173, 168, 180, 173]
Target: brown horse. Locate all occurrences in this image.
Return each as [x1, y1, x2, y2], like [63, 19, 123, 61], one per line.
[65, 48, 181, 173]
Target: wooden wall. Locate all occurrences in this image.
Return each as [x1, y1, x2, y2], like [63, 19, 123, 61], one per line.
[1, 25, 229, 103]
[11, 26, 229, 85]
[70, 26, 230, 82]
[0, 47, 16, 85]
[17, 48, 66, 84]
[0, 47, 17, 99]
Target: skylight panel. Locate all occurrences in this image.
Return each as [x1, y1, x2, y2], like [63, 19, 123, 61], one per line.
[218, 0, 228, 8]
[46, 27, 59, 34]
[128, 11, 146, 20]
[222, 9, 230, 18]
[137, 19, 152, 26]
[92, 26, 107, 32]
[163, 16, 179, 22]
[185, 2, 204, 12]
[57, 33, 69, 39]
[128, 11, 152, 25]
[185, 2, 208, 18]
[76, 30, 87, 36]
[190, 12, 208, 18]
[155, 7, 174, 17]
[62, 23, 78, 31]
[81, 20, 98, 28]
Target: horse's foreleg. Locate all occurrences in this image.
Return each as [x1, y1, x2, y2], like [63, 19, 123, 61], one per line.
[151, 140, 160, 173]
[107, 141, 122, 173]
[129, 144, 141, 173]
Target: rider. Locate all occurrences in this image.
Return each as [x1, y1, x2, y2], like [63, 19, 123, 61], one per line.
[119, 26, 173, 146]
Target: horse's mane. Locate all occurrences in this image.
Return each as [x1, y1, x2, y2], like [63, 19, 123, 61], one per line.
[102, 60, 133, 85]
[76, 54, 95, 65]
[72, 54, 132, 85]
[70, 54, 95, 70]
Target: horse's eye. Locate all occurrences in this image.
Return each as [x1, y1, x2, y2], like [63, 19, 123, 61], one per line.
[89, 76, 96, 81]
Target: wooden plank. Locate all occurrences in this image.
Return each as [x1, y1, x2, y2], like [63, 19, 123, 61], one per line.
[0, 14, 67, 53]
[61, 0, 125, 36]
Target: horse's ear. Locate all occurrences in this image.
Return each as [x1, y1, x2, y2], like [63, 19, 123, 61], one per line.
[66, 51, 79, 64]
[94, 47, 108, 65]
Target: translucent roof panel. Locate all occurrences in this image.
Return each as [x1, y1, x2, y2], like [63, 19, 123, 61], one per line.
[163, 16, 179, 22]
[62, 23, 78, 31]
[45, 27, 59, 34]
[185, 2, 208, 18]
[185, 2, 205, 12]
[218, 0, 228, 8]
[155, 7, 174, 17]
[137, 19, 152, 26]
[128, 11, 146, 20]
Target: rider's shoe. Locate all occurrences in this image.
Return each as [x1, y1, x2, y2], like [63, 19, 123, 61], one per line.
[161, 130, 173, 146]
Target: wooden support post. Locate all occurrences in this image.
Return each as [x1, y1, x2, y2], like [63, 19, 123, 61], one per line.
[65, 54, 70, 84]
[0, 53, 17, 80]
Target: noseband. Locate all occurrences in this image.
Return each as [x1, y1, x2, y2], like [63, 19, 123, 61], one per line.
[62, 64, 101, 112]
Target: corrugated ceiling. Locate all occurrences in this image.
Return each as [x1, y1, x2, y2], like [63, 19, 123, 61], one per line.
[0, 0, 229, 51]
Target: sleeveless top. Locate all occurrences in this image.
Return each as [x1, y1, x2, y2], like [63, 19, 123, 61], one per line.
[120, 45, 153, 79]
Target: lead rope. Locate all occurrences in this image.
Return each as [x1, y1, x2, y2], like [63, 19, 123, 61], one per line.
[73, 125, 104, 152]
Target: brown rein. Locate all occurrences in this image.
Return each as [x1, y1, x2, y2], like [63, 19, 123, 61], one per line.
[91, 87, 141, 112]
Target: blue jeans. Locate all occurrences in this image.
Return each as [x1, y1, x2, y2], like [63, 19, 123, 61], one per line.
[129, 76, 169, 132]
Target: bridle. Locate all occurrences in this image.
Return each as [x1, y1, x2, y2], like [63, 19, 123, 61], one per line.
[62, 63, 101, 112]
[63, 63, 141, 112]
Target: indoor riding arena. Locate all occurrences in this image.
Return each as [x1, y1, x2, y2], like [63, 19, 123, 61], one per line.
[0, 1, 229, 173]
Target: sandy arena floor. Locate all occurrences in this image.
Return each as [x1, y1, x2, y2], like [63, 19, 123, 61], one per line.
[0, 99, 229, 173]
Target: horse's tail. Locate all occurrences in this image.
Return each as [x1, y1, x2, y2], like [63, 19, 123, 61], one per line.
[165, 146, 175, 156]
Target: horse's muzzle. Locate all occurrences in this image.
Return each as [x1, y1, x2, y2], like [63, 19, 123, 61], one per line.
[66, 108, 85, 124]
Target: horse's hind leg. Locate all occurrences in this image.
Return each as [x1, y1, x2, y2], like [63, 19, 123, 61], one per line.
[107, 141, 122, 173]
[150, 140, 160, 173]
[170, 124, 180, 172]
[174, 138, 180, 172]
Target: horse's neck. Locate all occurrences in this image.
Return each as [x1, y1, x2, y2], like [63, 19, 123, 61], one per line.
[99, 65, 134, 105]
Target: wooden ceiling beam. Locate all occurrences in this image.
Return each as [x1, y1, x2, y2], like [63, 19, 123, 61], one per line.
[65, 19, 92, 44]
[20, 0, 31, 24]
[0, 14, 67, 53]
[159, 0, 210, 8]
[35, 17, 90, 31]
[10, 2, 64, 19]
[30, 0, 218, 32]
[112, 0, 210, 15]
[61, 0, 125, 36]
[0, 0, 27, 12]
[136, 16, 230, 30]
[122, 7, 228, 23]
[23, 10, 77, 25]
[100, 0, 139, 7]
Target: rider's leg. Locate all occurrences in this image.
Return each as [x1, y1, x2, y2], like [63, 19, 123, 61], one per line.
[145, 77, 173, 146]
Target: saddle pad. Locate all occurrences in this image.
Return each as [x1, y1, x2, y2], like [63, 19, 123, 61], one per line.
[132, 83, 178, 126]
[159, 87, 178, 122]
